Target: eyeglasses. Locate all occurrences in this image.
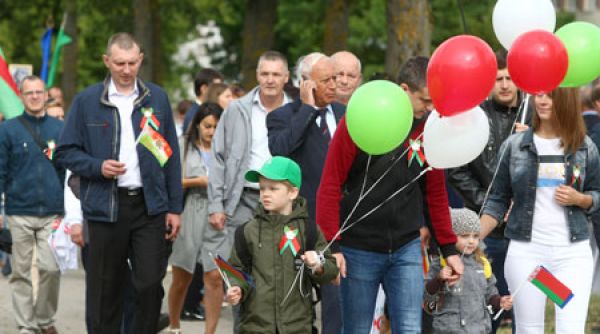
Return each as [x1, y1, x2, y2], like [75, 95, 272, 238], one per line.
[22, 90, 45, 97]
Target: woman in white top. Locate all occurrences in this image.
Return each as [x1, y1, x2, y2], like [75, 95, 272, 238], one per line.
[480, 87, 600, 334]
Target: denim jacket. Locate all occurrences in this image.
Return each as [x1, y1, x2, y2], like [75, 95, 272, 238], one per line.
[483, 129, 600, 242]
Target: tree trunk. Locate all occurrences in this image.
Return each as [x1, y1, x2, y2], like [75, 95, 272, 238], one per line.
[62, 0, 78, 111]
[385, 0, 431, 79]
[322, 0, 349, 54]
[134, 0, 161, 83]
[240, 0, 278, 90]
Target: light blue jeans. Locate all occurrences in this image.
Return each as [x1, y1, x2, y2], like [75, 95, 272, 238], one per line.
[341, 237, 422, 334]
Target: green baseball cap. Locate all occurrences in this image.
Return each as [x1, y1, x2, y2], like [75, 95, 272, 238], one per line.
[245, 156, 302, 188]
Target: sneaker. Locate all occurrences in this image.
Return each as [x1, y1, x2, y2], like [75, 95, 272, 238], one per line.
[180, 306, 205, 321]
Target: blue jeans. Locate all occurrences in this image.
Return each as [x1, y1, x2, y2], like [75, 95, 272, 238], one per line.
[341, 238, 422, 334]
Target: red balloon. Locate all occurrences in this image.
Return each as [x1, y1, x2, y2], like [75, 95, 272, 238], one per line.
[427, 35, 497, 116]
[508, 30, 568, 94]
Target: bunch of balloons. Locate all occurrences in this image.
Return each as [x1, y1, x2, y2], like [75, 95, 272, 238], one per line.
[424, 35, 496, 168]
[345, 0, 600, 164]
[493, 0, 600, 92]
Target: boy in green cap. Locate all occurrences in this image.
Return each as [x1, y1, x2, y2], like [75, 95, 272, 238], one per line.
[225, 156, 338, 333]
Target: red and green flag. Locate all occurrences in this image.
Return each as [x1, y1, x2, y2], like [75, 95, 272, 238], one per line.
[0, 47, 24, 119]
[137, 125, 172, 167]
[47, 13, 72, 87]
[214, 254, 255, 290]
[530, 265, 574, 308]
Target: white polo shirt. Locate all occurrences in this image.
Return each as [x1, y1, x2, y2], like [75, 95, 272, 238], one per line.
[108, 80, 143, 188]
[246, 91, 289, 188]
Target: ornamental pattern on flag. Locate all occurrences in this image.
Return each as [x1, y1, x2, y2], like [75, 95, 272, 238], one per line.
[138, 126, 172, 167]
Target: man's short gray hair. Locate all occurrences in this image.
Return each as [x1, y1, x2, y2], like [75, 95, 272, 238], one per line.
[297, 52, 327, 80]
[256, 50, 288, 72]
[18, 75, 44, 93]
[106, 32, 141, 56]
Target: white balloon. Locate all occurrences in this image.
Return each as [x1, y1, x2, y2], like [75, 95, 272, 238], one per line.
[492, 0, 556, 50]
[423, 107, 490, 169]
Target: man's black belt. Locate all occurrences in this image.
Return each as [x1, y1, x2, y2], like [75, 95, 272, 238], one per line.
[118, 187, 143, 196]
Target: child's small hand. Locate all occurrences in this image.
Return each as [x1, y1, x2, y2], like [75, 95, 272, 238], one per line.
[226, 286, 242, 305]
[301, 251, 323, 274]
[439, 266, 453, 282]
[500, 295, 513, 310]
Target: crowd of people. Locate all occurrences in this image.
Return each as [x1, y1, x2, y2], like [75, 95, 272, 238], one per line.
[1, 31, 600, 334]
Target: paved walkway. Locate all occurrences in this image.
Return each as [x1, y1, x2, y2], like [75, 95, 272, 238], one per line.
[0, 266, 233, 334]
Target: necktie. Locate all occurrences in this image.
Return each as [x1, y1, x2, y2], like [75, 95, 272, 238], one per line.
[318, 108, 331, 142]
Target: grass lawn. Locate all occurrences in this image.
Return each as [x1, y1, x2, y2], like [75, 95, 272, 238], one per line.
[497, 293, 600, 333]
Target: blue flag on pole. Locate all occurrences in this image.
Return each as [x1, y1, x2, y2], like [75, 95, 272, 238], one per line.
[41, 27, 53, 83]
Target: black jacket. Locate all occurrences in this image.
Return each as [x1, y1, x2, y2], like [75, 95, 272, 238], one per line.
[448, 97, 531, 238]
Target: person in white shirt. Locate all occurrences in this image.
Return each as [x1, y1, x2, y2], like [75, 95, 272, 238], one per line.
[204, 51, 290, 334]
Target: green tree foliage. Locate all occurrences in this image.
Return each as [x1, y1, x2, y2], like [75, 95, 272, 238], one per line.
[0, 0, 576, 99]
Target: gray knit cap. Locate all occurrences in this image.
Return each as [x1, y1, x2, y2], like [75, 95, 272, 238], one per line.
[450, 208, 480, 235]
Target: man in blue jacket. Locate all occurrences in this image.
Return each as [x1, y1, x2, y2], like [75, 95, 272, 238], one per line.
[56, 32, 182, 334]
[0, 75, 64, 334]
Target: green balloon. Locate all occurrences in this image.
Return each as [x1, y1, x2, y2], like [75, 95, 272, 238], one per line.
[346, 80, 413, 155]
[556, 21, 600, 87]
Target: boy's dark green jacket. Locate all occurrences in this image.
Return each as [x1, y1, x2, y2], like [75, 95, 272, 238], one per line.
[229, 197, 338, 333]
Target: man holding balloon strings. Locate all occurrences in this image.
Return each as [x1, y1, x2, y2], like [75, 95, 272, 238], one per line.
[316, 56, 463, 333]
[448, 49, 531, 333]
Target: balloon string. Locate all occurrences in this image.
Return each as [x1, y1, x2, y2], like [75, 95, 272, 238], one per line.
[335, 167, 432, 238]
[281, 165, 433, 307]
[322, 133, 423, 254]
[478, 96, 529, 218]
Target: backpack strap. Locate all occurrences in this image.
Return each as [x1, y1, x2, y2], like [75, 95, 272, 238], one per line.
[234, 222, 252, 274]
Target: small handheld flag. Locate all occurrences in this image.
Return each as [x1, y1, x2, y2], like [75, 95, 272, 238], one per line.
[530, 265, 574, 308]
[136, 125, 172, 167]
[212, 254, 255, 290]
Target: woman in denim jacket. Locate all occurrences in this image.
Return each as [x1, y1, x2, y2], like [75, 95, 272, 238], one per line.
[480, 87, 600, 334]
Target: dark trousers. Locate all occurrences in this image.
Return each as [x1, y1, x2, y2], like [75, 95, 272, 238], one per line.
[87, 192, 169, 334]
[485, 236, 515, 334]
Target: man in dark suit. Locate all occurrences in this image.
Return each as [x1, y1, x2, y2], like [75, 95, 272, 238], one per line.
[267, 53, 344, 218]
[267, 52, 345, 334]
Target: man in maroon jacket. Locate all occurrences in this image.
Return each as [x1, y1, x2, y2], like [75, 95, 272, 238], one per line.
[316, 56, 463, 333]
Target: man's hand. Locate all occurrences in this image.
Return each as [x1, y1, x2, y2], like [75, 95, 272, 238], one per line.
[69, 223, 85, 247]
[165, 213, 181, 241]
[444, 254, 464, 285]
[101, 160, 126, 179]
[226, 286, 242, 305]
[332, 252, 346, 285]
[438, 265, 453, 282]
[299, 79, 317, 107]
[514, 123, 529, 133]
[209, 212, 226, 231]
[419, 226, 431, 250]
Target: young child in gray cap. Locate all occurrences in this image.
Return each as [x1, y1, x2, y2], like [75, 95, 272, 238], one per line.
[424, 208, 513, 334]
